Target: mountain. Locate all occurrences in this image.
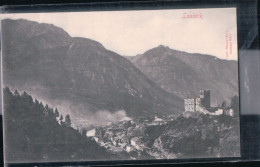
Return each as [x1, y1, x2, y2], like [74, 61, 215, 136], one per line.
[129, 45, 239, 106]
[1, 19, 183, 125]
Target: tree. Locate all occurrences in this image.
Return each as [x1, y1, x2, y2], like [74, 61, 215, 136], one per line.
[44, 104, 50, 115]
[35, 99, 39, 105]
[14, 90, 20, 97]
[64, 114, 72, 127]
[81, 128, 87, 136]
[21, 91, 33, 105]
[230, 95, 239, 117]
[4, 87, 12, 95]
[54, 108, 59, 118]
[59, 114, 63, 124]
[39, 102, 44, 108]
[221, 101, 227, 109]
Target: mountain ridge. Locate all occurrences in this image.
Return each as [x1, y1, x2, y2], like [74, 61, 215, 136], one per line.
[129, 45, 239, 106]
[132, 44, 237, 62]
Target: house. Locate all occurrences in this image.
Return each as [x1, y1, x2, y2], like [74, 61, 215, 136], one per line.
[120, 136, 130, 144]
[92, 137, 99, 142]
[108, 128, 124, 134]
[154, 116, 163, 122]
[215, 108, 223, 115]
[105, 131, 113, 137]
[225, 109, 235, 117]
[207, 107, 218, 113]
[112, 140, 117, 146]
[124, 144, 135, 153]
[130, 137, 142, 150]
[86, 129, 96, 137]
[230, 109, 235, 117]
[184, 98, 196, 112]
[118, 142, 127, 148]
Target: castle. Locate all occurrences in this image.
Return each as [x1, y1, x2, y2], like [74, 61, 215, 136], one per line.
[184, 90, 211, 112]
[184, 90, 234, 116]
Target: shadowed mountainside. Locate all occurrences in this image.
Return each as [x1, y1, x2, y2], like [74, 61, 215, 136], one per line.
[2, 19, 183, 124]
[129, 45, 239, 106]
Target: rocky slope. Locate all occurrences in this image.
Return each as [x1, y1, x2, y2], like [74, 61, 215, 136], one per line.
[144, 114, 240, 158]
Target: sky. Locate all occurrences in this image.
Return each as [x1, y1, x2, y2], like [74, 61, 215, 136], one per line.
[1, 8, 238, 60]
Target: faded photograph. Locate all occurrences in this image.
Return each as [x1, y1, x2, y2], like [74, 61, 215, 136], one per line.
[1, 8, 240, 163]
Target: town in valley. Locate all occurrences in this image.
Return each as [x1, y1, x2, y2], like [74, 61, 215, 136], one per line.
[83, 90, 238, 158]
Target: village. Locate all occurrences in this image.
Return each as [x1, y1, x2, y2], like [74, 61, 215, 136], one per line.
[86, 115, 173, 154]
[85, 90, 237, 154]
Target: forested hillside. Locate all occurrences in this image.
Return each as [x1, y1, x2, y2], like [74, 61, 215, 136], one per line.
[3, 87, 128, 163]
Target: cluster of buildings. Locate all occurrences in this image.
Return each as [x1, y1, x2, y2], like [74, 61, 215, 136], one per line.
[85, 117, 168, 153]
[84, 90, 235, 154]
[184, 90, 235, 116]
[86, 120, 144, 153]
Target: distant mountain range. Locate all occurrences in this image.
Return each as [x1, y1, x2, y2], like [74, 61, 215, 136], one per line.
[2, 19, 183, 124]
[128, 45, 239, 106]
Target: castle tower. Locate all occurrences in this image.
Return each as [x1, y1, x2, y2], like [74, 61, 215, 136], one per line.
[200, 90, 210, 108]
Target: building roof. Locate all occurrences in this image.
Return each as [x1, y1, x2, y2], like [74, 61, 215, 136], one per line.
[207, 107, 218, 113]
[131, 137, 140, 142]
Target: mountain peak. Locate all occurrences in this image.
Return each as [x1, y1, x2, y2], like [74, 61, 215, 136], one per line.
[143, 44, 174, 56]
[156, 45, 170, 49]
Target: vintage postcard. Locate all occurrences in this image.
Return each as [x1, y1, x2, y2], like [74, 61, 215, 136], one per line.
[1, 8, 240, 163]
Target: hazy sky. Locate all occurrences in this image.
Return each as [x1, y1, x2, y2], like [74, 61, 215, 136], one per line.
[1, 8, 238, 60]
